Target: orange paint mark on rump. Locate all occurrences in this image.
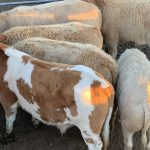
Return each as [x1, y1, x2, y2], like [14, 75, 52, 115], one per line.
[82, 81, 113, 106]
[68, 9, 99, 21]
[90, 84, 112, 105]
[14, 12, 54, 19]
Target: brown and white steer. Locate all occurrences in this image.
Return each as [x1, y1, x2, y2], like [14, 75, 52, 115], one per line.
[0, 43, 114, 150]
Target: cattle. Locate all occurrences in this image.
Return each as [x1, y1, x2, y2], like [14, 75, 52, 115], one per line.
[0, 22, 103, 48]
[117, 49, 150, 150]
[0, 0, 102, 32]
[93, 0, 150, 59]
[0, 43, 114, 150]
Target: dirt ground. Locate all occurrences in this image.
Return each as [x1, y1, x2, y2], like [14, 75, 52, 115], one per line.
[0, 1, 150, 150]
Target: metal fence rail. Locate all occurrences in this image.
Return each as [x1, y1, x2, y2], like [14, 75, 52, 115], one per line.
[0, 0, 63, 7]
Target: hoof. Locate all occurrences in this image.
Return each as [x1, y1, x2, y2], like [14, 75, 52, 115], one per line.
[31, 118, 41, 129]
[33, 122, 41, 129]
[0, 132, 15, 145]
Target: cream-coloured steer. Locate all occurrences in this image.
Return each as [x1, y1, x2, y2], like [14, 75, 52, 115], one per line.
[95, 0, 150, 58]
[0, 22, 103, 48]
[0, 0, 101, 32]
[0, 43, 114, 150]
[117, 49, 150, 150]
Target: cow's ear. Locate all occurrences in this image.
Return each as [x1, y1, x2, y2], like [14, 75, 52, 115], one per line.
[0, 34, 7, 42]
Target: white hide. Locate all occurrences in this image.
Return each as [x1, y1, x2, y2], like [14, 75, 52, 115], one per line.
[5, 102, 18, 134]
[117, 48, 150, 150]
[4, 47, 41, 120]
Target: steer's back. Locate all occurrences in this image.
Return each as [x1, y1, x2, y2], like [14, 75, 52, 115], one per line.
[3, 0, 101, 29]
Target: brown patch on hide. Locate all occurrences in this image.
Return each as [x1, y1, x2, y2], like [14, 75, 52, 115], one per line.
[22, 55, 31, 64]
[89, 80, 114, 134]
[0, 42, 9, 50]
[69, 105, 78, 117]
[0, 50, 17, 117]
[17, 79, 34, 103]
[16, 59, 80, 123]
[89, 103, 109, 134]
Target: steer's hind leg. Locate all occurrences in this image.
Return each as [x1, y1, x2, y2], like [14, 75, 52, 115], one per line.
[140, 122, 150, 150]
[147, 127, 150, 150]
[5, 102, 18, 136]
[80, 129, 103, 150]
[102, 107, 113, 150]
[104, 32, 119, 59]
[122, 129, 134, 150]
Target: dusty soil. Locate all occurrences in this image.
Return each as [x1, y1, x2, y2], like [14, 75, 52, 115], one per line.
[0, 1, 150, 150]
